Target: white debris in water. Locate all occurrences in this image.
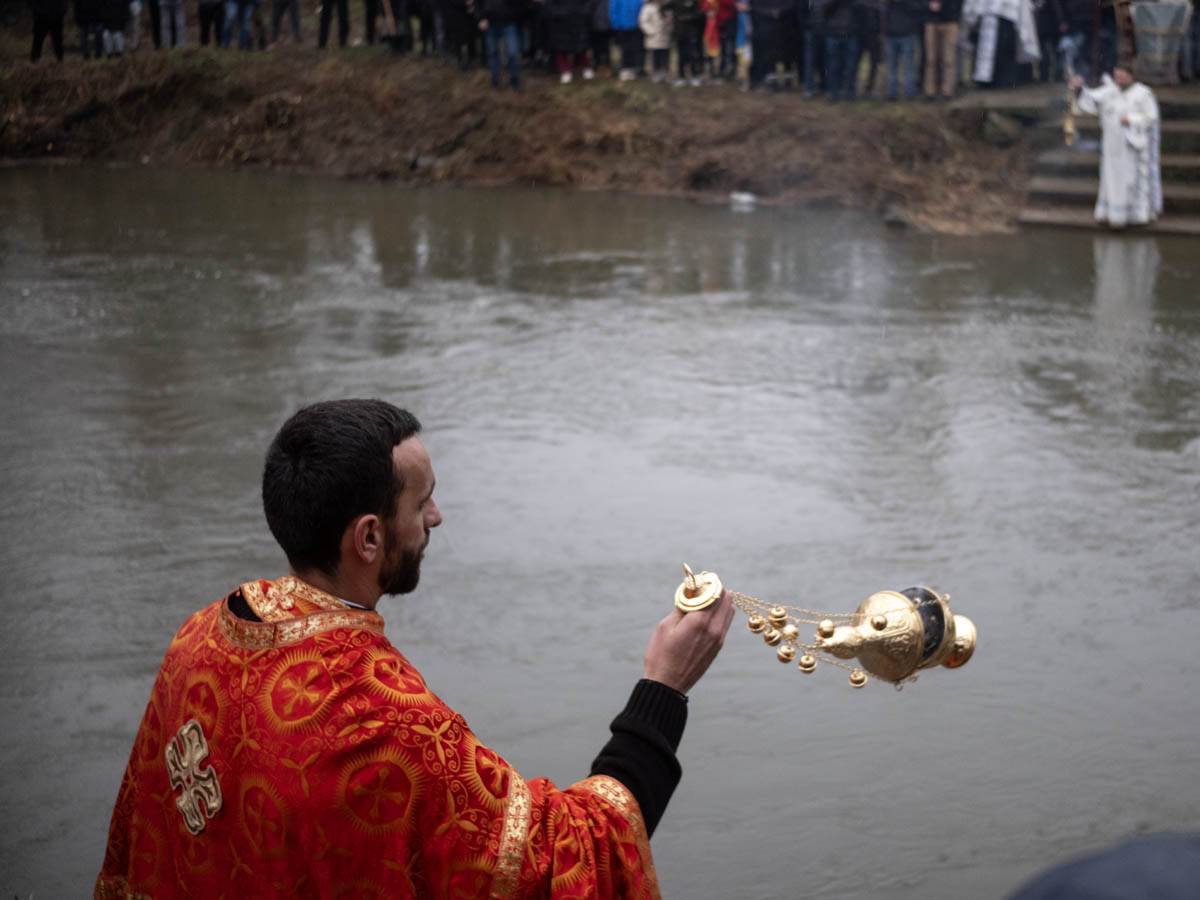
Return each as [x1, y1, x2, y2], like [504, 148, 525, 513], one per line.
[729, 192, 757, 210]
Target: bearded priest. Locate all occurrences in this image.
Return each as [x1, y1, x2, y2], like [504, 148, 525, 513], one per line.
[96, 399, 735, 899]
[1070, 61, 1163, 228]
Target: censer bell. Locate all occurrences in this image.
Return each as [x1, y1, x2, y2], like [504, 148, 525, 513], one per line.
[675, 564, 976, 689]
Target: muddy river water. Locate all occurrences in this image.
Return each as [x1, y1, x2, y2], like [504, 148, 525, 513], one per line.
[1, 165, 1198, 898]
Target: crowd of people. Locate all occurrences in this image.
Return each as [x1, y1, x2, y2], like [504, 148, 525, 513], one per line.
[26, 0, 1200, 99]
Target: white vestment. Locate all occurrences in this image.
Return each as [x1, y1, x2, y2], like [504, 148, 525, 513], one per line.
[962, 0, 1041, 82]
[1077, 76, 1163, 226]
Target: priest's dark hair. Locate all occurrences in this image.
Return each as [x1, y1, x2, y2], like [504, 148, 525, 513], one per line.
[262, 399, 422, 576]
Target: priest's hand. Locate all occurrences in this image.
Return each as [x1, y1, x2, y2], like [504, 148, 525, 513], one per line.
[643, 590, 736, 695]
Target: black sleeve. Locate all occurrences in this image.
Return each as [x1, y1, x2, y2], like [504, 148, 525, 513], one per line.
[588, 679, 688, 837]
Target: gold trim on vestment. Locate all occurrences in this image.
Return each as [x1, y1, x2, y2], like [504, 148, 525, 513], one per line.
[219, 602, 385, 650]
[490, 771, 532, 899]
[94, 874, 152, 900]
[577, 775, 662, 900]
[241, 576, 347, 623]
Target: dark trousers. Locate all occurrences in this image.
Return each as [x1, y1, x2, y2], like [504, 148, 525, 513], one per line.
[485, 20, 521, 84]
[615, 27, 643, 71]
[273, 0, 300, 40]
[318, 0, 348, 46]
[824, 32, 858, 99]
[676, 20, 703, 77]
[856, 30, 881, 95]
[32, 13, 65, 60]
[590, 28, 611, 67]
[748, 12, 776, 85]
[199, 3, 224, 43]
[650, 46, 668, 73]
[718, 17, 736, 77]
[366, 0, 404, 42]
[147, 0, 162, 47]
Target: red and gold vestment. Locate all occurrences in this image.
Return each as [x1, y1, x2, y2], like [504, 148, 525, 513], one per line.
[96, 576, 661, 899]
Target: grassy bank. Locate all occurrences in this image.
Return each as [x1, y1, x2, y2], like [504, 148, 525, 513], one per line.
[1, 44, 1030, 233]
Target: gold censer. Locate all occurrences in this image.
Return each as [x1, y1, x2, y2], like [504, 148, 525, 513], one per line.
[675, 564, 976, 689]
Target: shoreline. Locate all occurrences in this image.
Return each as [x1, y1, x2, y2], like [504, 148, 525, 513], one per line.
[1, 47, 1031, 234]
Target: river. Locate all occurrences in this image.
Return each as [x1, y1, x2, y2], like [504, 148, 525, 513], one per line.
[1, 164, 1198, 898]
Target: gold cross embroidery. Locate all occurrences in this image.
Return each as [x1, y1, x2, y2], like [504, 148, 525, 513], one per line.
[165, 719, 223, 835]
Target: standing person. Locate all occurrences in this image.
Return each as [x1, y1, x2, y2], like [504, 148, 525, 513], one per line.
[144, 0, 161, 46]
[479, 0, 524, 87]
[29, 0, 67, 61]
[670, 0, 706, 83]
[961, 0, 1039, 88]
[639, 0, 672, 79]
[747, 0, 784, 87]
[818, 0, 859, 99]
[713, 0, 738, 76]
[610, 0, 643, 79]
[923, 0, 961, 97]
[159, 0, 185, 45]
[96, 400, 734, 898]
[271, 0, 300, 43]
[100, 0, 128, 53]
[318, 0, 349, 46]
[802, 0, 825, 93]
[75, 0, 104, 57]
[223, 0, 256, 47]
[1032, 0, 1062, 80]
[883, 0, 923, 98]
[855, 0, 883, 98]
[1070, 64, 1162, 227]
[546, 0, 592, 81]
[590, 0, 612, 75]
[198, 0, 225, 44]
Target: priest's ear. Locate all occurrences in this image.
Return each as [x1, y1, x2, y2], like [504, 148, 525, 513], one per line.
[346, 514, 384, 566]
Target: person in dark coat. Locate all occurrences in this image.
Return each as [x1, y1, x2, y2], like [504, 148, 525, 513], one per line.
[591, 0, 612, 73]
[479, 0, 525, 86]
[318, 0, 349, 46]
[855, 0, 882, 98]
[816, 0, 859, 99]
[75, 0, 105, 57]
[545, 0, 592, 80]
[922, 0, 960, 96]
[30, 0, 68, 59]
[666, 0, 705, 81]
[747, 0, 790, 86]
[883, 0, 923, 98]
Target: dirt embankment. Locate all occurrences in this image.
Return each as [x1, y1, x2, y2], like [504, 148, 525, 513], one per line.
[1, 46, 1030, 233]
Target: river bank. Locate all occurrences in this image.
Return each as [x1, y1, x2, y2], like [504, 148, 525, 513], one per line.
[1, 45, 1030, 233]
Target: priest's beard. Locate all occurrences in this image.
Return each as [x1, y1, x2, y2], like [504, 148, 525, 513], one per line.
[379, 531, 424, 596]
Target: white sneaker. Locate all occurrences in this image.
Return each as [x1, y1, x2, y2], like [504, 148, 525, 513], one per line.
[560, 72, 573, 84]
[689, 76, 702, 87]
[618, 68, 636, 81]
[583, 67, 595, 80]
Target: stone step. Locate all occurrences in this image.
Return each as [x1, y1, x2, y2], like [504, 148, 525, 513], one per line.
[1027, 175, 1200, 214]
[1018, 205, 1200, 236]
[1035, 119, 1200, 153]
[1033, 150, 1200, 182]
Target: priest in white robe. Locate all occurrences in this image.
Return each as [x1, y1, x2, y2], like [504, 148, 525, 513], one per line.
[1070, 64, 1163, 228]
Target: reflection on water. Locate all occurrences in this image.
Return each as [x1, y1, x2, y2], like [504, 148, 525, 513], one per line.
[0, 167, 1198, 899]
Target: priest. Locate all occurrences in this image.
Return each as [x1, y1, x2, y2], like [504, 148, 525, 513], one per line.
[1070, 62, 1163, 228]
[96, 399, 736, 898]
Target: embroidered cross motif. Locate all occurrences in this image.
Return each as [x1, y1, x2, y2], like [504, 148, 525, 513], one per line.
[165, 718, 223, 835]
